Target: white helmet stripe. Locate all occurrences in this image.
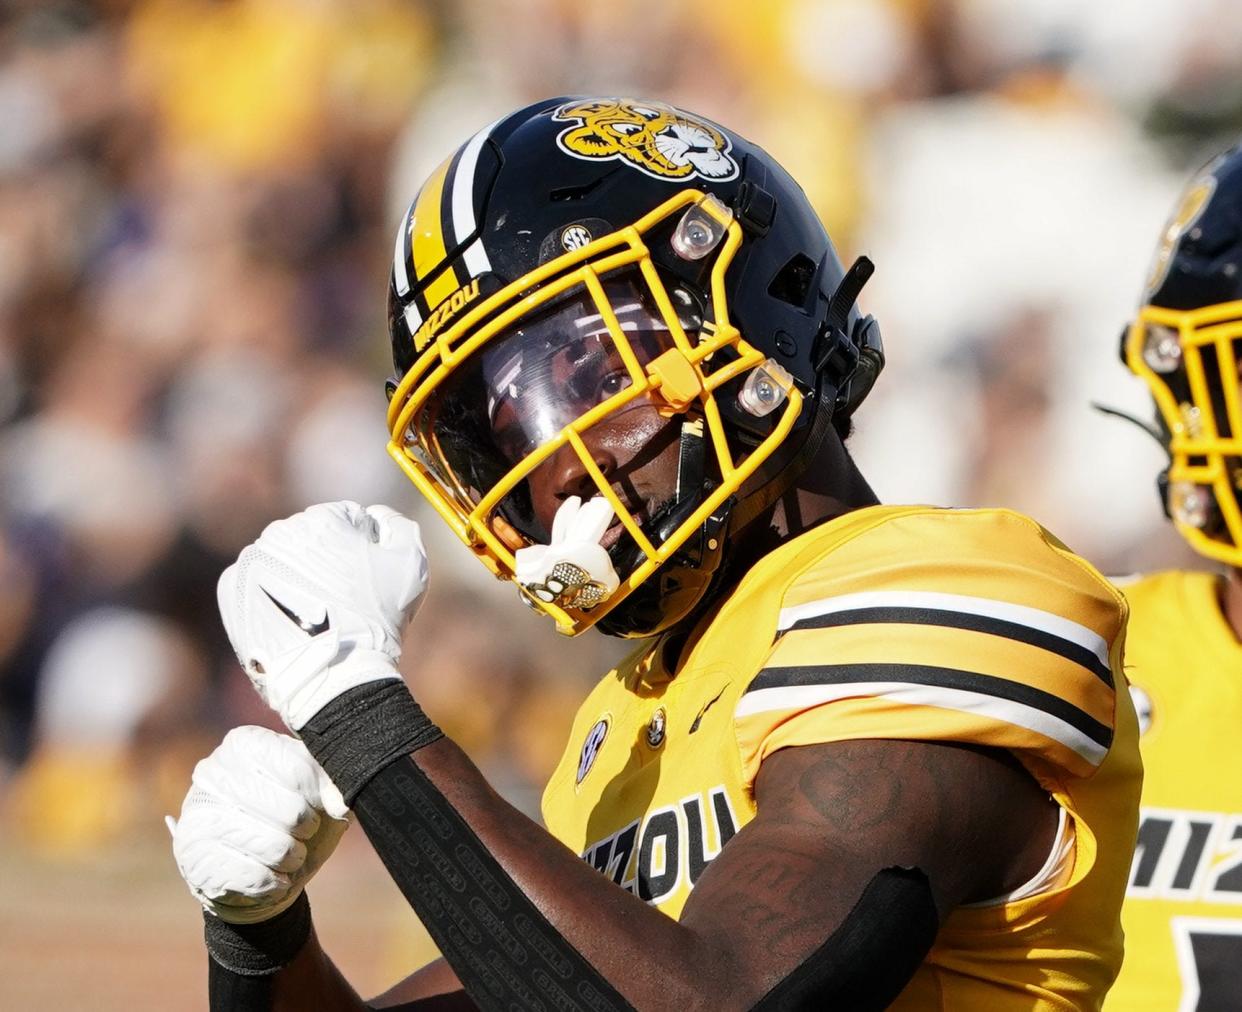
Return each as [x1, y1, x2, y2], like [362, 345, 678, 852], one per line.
[392, 200, 414, 297]
[462, 238, 490, 278]
[449, 118, 501, 272]
[403, 300, 423, 333]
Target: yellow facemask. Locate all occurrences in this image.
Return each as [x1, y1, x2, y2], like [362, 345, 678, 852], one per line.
[1126, 300, 1242, 565]
[386, 190, 803, 635]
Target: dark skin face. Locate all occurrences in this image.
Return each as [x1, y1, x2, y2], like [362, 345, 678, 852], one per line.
[486, 322, 682, 547]
[526, 400, 682, 549]
[259, 404, 1062, 1011]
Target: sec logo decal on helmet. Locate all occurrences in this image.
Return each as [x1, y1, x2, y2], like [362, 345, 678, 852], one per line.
[1123, 143, 1242, 565]
[385, 96, 883, 637]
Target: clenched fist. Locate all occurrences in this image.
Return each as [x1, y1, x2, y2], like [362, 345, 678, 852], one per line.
[168, 726, 349, 924]
[217, 501, 429, 730]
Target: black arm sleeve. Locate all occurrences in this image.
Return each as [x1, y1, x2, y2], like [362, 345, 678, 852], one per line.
[208, 957, 274, 1012]
[301, 683, 633, 1011]
[303, 684, 940, 1012]
[749, 867, 938, 1012]
[353, 756, 633, 1012]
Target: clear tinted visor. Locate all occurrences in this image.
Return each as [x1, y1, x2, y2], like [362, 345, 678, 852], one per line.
[412, 271, 701, 545]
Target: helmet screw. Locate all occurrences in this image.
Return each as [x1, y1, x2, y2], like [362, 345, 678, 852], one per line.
[1142, 325, 1182, 374]
[738, 359, 793, 417]
[1170, 480, 1211, 529]
[773, 330, 797, 357]
[671, 195, 733, 261]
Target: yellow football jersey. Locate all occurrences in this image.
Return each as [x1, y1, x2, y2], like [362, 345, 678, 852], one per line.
[1108, 570, 1242, 1011]
[542, 504, 1141, 1010]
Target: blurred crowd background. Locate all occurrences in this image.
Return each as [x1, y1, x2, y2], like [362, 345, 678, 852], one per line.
[2, 0, 1240, 1006]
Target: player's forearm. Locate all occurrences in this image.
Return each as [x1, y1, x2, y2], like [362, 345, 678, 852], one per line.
[367, 958, 474, 1009]
[204, 913, 365, 1012]
[354, 737, 742, 1010]
[269, 925, 366, 1011]
[297, 685, 838, 1008]
[210, 923, 473, 1012]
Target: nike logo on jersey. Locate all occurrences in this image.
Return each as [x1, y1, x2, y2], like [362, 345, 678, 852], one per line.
[689, 686, 729, 733]
[261, 588, 330, 636]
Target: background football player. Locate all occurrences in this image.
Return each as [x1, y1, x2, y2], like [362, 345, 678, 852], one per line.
[1107, 143, 1242, 1010]
[170, 97, 1141, 1010]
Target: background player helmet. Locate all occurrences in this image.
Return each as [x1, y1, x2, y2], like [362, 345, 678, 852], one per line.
[1124, 141, 1242, 566]
[386, 97, 883, 636]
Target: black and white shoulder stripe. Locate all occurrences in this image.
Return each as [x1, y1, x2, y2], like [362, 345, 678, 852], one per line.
[738, 590, 1116, 769]
[776, 590, 1113, 687]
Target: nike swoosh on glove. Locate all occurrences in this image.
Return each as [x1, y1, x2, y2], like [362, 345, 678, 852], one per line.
[218, 501, 429, 730]
[168, 726, 350, 924]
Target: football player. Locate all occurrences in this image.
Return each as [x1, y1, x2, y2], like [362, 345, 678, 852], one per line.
[1106, 143, 1242, 1010]
[170, 97, 1141, 1010]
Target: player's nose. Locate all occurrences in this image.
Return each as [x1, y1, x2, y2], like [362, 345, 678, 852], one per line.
[550, 439, 617, 503]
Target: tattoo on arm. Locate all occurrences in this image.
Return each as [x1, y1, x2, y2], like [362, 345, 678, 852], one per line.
[678, 738, 1056, 997]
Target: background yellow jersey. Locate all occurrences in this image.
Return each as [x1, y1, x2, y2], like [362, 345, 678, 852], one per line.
[1108, 570, 1242, 1011]
[543, 504, 1141, 1010]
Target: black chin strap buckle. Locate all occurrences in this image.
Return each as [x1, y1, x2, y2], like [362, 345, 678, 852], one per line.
[814, 256, 875, 378]
[814, 256, 880, 412]
[828, 256, 875, 334]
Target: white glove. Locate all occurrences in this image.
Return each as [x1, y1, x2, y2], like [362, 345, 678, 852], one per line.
[217, 501, 429, 730]
[514, 496, 619, 609]
[168, 725, 350, 924]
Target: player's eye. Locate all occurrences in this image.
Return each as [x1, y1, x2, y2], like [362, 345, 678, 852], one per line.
[599, 370, 629, 399]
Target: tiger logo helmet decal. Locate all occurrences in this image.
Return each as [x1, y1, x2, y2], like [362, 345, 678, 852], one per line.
[553, 99, 740, 183]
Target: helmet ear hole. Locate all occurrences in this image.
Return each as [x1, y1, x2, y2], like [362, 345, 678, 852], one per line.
[767, 253, 817, 309]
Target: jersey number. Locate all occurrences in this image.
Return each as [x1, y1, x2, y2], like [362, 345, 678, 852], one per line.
[1173, 917, 1242, 1011]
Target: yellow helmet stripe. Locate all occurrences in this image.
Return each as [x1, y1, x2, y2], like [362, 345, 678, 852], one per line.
[410, 154, 460, 308]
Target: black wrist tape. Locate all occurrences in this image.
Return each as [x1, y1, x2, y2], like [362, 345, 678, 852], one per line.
[353, 756, 633, 1012]
[300, 680, 444, 804]
[204, 890, 312, 978]
[208, 957, 274, 1012]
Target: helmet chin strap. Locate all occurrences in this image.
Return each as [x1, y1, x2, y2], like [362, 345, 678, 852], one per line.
[596, 418, 731, 638]
[1091, 401, 1179, 522]
[604, 417, 713, 580]
[1090, 401, 1167, 448]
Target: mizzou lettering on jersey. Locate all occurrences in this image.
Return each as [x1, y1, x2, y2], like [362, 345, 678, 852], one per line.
[582, 787, 738, 902]
[1128, 807, 1242, 902]
[1108, 570, 1242, 1012]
